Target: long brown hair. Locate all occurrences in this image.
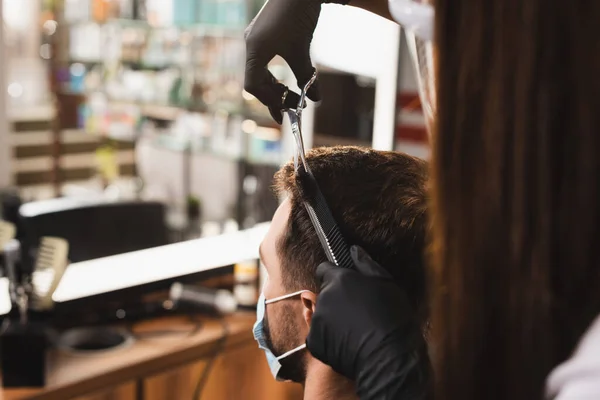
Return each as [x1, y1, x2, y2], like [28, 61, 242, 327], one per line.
[430, 1, 600, 399]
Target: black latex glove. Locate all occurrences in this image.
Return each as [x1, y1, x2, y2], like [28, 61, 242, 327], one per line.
[307, 246, 431, 400]
[244, 0, 348, 123]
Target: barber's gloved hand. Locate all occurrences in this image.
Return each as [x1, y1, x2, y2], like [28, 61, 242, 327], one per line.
[244, 0, 348, 124]
[307, 246, 430, 400]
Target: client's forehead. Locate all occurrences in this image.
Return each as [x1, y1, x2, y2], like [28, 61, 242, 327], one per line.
[261, 199, 292, 274]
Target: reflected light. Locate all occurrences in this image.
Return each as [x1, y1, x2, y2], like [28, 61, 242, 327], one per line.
[40, 43, 51, 59]
[70, 63, 86, 76]
[242, 90, 255, 101]
[43, 20, 58, 35]
[241, 119, 257, 134]
[7, 82, 23, 98]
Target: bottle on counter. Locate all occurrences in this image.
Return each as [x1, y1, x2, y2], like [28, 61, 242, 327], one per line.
[233, 260, 259, 309]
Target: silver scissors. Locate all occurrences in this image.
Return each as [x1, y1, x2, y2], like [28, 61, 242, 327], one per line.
[284, 72, 318, 174]
[281, 72, 355, 269]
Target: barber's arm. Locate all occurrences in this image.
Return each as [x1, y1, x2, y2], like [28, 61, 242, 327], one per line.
[307, 246, 431, 400]
[244, 0, 392, 122]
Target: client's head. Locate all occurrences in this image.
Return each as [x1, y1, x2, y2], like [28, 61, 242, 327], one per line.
[259, 146, 428, 384]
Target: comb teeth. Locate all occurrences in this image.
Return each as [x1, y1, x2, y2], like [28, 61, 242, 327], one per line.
[304, 204, 338, 264]
[305, 202, 354, 269]
[0, 221, 16, 249]
[298, 169, 354, 269]
[31, 237, 69, 310]
[325, 226, 353, 268]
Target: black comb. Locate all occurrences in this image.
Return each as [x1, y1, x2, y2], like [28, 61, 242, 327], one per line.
[296, 166, 354, 269]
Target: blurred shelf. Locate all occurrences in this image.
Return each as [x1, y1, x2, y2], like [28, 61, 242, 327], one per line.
[56, 88, 87, 98]
[10, 129, 100, 147]
[102, 98, 277, 127]
[68, 58, 182, 72]
[65, 18, 244, 37]
[105, 99, 195, 120]
[8, 104, 56, 122]
[83, 130, 139, 143]
[150, 133, 283, 168]
[67, 58, 103, 65]
[107, 19, 244, 36]
[140, 103, 186, 120]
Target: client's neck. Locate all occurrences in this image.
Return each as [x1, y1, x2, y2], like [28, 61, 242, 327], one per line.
[303, 357, 358, 400]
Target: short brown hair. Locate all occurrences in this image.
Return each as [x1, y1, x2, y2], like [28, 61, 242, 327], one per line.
[274, 146, 428, 317]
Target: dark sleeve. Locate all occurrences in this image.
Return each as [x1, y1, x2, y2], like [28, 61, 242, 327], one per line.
[356, 337, 432, 400]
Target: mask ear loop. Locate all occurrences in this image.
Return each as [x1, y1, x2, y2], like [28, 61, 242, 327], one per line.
[264, 289, 311, 360]
[275, 343, 307, 360]
[265, 290, 310, 305]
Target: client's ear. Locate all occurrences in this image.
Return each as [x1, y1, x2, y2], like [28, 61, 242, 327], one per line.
[300, 292, 318, 328]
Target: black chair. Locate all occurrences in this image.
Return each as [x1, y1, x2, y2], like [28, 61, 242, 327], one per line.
[19, 200, 168, 272]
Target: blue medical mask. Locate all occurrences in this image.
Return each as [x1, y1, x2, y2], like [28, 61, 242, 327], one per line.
[253, 290, 309, 381]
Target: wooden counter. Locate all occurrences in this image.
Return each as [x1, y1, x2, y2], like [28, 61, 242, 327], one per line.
[0, 313, 303, 400]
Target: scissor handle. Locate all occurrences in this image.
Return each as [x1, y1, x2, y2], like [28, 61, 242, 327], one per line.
[286, 71, 318, 174]
[296, 72, 318, 115]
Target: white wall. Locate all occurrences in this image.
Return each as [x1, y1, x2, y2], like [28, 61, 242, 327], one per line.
[296, 4, 401, 151]
[4, 0, 48, 109]
[0, 0, 12, 188]
[3, 0, 40, 55]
